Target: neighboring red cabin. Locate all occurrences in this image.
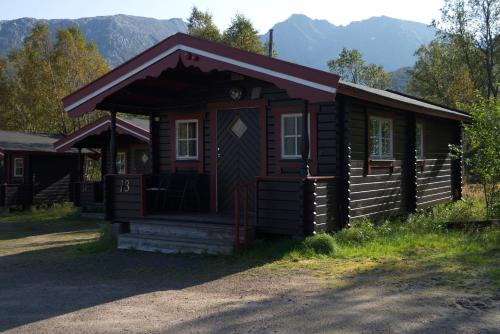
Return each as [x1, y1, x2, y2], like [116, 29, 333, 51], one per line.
[54, 115, 150, 214]
[61, 33, 471, 254]
[0, 130, 80, 212]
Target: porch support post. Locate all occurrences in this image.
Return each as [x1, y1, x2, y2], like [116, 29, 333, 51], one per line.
[75, 147, 83, 207]
[109, 111, 117, 175]
[300, 100, 310, 177]
[149, 112, 160, 175]
[77, 148, 84, 182]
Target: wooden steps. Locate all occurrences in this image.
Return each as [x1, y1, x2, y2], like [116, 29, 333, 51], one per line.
[117, 216, 252, 255]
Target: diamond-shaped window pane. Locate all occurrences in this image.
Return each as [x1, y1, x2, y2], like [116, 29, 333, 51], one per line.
[231, 118, 247, 138]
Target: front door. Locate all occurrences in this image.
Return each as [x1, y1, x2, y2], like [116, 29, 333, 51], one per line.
[217, 108, 260, 213]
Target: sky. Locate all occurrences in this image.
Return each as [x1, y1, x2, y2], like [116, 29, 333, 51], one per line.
[0, 0, 444, 33]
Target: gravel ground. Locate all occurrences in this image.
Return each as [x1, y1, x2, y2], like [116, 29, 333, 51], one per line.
[0, 224, 499, 333]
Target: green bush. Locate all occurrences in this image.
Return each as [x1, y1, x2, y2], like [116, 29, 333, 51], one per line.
[303, 233, 340, 255]
[335, 218, 377, 246]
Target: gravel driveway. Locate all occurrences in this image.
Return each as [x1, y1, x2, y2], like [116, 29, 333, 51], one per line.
[0, 221, 499, 333]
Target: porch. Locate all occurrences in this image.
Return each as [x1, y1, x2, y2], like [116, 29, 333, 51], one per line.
[106, 173, 337, 254]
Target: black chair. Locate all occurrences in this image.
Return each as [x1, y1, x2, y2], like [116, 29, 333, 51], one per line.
[145, 173, 171, 211]
[178, 172, 201, 212]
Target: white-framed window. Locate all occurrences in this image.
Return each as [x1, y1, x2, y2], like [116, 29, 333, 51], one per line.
[176, 119, 198, 160]
[281, 113, 311, 159]
[14, 157, 24, 177]
[116, 152, 126, 174]
[416, 123, 424, 159]
[369, 116, 393, 159]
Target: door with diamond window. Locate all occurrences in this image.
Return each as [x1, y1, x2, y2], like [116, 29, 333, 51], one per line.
[217, 108, 260, 213]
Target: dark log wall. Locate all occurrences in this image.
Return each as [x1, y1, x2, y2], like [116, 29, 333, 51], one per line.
[416, 117, 457, 209]
[4, 184, 30, 207]
[316, 104, 339, 176]
[312, 179, 338, 232]
[30, 155, 79, 205]
[256, 178, 304, 235]
[348, 105, 407, 220]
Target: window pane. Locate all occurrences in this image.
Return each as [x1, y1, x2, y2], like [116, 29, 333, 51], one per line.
[381, 121, 391, 140]
[370, 119, 379, 137]
[370, 136, 380, 157]
[381, 138, 391, 158]
[188, 139, 197, 157]
[178, 141, 187, 157]
[296, 115, 303, 136]
[178, 123, 187, 139]
[416, 124, 423, 158]
[284, 137, 296, 156]
[283, 117, 295, 136]
[188, 122, 197, 139]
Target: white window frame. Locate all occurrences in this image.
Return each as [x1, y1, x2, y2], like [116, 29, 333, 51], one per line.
[116, 152, 127, 174]
[176, 119, 198, 160]
[416, 123, 424, 160]
[13, 157, 24, 177]
[369, 116, 393, 160]
[281, 113, 311, 159]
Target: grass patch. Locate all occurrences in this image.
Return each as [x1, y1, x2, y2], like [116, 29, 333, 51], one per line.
[77, 223, 117, 254]
[239, 198, 500, 292]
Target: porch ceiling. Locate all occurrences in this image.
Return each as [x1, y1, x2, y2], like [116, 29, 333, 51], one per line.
[63, 33, 340, 117]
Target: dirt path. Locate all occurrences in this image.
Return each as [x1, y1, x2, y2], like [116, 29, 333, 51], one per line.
[0, 221, 499, 333]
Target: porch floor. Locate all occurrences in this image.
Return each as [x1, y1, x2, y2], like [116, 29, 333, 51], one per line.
[141, 212, 256, 226]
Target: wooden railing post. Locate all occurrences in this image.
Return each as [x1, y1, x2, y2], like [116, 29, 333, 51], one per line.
[234, 188, 240, 250]
[243, 185, 249, 247]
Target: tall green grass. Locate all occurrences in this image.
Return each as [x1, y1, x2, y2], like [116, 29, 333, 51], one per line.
[240, 198, 499, 288]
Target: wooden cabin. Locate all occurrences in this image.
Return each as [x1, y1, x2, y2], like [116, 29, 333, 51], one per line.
[61, 33, 471, 254]
[0, 130, 81, 212]
[53, 115, 150, 214]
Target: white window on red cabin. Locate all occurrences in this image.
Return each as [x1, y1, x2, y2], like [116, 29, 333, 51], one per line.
[176, 120, 198, 160]
[14, 157, 24, 177]
[116, 152, 126, 174]
[369, 117, 393, 160]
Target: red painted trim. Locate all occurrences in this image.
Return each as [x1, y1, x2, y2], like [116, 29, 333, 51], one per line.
[63, 33, 339, 117]
[54, 115, 150, 152]
[207, 99, 267, 213]
[168, 112, 204, 173]
[272, 104, 319, 175]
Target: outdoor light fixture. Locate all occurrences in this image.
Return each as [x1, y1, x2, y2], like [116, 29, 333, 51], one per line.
[229, 87, 243, 101]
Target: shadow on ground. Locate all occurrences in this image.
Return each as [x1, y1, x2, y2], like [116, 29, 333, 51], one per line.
[1, 217, 499, 333]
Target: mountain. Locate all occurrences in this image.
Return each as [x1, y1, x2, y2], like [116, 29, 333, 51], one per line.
[0, 15, 187, 67]
[266, 14, 436, 71]
[0, 14, 434, 77]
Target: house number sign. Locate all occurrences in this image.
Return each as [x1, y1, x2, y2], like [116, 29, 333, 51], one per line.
[120, 179, 131, 193]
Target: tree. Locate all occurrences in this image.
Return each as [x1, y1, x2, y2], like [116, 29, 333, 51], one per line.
[451, 96, 500, 217]
[327, 48, 391, 89]
[435, 0, 499, 98]
[2, 25, 109, 134]
[187, 7, 221, 42]
[222, 14, 267, 54]
[408, 40, 477, 107]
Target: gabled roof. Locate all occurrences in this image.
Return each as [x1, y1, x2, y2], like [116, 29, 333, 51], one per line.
[338, 81, 472, 122]
[54, 115, 150, 152]
[63, 33, 340, 117]
[0, 130, 73, 154]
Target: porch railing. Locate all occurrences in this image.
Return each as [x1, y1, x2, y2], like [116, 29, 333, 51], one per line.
[234, 179, 258, 250]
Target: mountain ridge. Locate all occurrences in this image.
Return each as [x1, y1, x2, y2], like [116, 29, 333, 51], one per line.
[0, 13, 433, 90]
